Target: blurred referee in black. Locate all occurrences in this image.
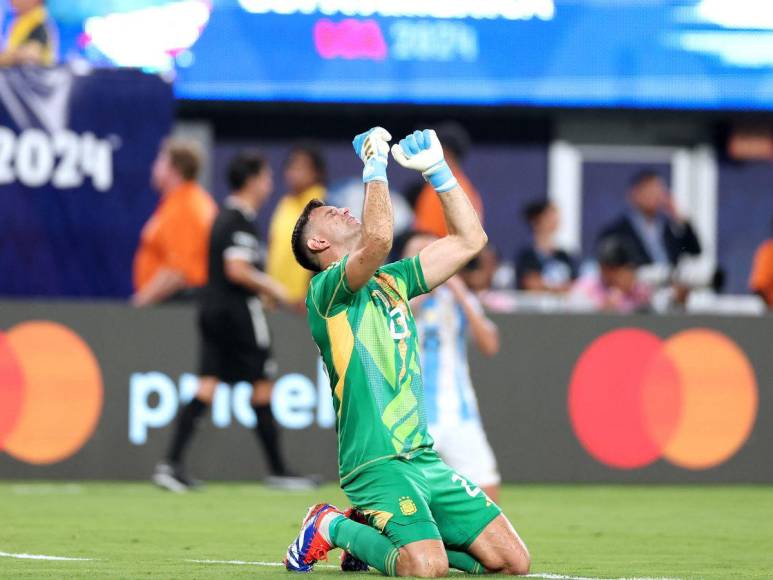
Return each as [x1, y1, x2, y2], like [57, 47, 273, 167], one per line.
[153, 151, 315, 492]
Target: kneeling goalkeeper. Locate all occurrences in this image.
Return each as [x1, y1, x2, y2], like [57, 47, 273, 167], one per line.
[284, 127, 530, 576]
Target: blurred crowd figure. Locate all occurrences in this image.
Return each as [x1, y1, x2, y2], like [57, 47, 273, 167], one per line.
[576, 169, 703, 313]
[0, 0, 57, 67]
[515, 200, 577, 293]
[597, 170, 702, 276]
[132, 139, 216, 307]
[508, 169, 705, 313]
[570, 238, 652, 314]
[267, 143, 327, 311]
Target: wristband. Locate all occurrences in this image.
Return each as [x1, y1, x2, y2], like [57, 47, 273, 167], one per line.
[363, 156, 388, 184]
[422, 160, 457, 192]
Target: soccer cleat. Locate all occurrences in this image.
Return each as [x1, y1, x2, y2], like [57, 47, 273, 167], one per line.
[284, 503, 341, 572]
[152, 462, 189, 493]
[340, 508, 369, 573]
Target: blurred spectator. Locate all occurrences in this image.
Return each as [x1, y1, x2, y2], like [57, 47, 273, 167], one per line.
[749, 223, 773, 307]
[461, 245, 498, 292]
[267, 142, 326, 309]
[414, 121, 483, 236]
[515, 200, 577, 292]
[571, 238, 652, 313]
[0, 0, 57, 66]
[597, 170, 701, 270]
[132, 138, 216, 306]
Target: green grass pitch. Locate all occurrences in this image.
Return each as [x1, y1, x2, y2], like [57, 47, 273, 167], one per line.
[0, 482, 770, 579]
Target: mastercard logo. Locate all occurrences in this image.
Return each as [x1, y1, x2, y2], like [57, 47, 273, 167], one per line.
[0, 321, 103, 465]
[568, 328, 758, 470]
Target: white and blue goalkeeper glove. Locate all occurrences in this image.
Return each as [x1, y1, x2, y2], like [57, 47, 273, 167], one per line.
[391, 129, 458, 193]
[352, 126, 392, 184]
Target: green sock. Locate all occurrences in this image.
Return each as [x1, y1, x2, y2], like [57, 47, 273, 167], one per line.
[330, 516, 399, 576]
[446, 549, 486, 575]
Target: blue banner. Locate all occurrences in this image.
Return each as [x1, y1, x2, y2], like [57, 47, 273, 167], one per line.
[0, 67, 174, 298]
[44, 0, 773, 110]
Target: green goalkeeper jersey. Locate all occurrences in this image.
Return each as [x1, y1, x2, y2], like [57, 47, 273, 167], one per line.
[306, 254, 433, 484]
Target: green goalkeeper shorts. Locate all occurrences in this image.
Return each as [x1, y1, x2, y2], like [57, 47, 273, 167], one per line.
[341, 449, 502, 549]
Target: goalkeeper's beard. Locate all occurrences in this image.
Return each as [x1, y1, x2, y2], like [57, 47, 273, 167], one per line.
[327, 225, 363, 259]
[342, 227, 364, 254]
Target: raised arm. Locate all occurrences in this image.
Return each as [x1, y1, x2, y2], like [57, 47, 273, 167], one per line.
[446, 276, 499, 357]
[345, 127, 394, 291]
[392, 130, 487, 289]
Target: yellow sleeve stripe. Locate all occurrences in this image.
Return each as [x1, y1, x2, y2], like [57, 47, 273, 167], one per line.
[412, 255, 428, 293]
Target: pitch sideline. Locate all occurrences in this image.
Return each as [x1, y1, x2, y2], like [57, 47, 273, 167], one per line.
[0, 550, 95, 561]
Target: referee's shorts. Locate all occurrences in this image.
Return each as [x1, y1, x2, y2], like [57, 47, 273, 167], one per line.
[198, 296, 277, 384]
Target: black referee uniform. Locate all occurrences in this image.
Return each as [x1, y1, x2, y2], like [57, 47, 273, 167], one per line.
[157, 198, 294, 488]
[154, 149, 316, 491]
[198, 199, 277, 383]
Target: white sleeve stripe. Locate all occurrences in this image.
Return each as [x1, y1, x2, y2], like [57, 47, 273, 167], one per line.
[224, 247, 255, 261]
[232, 231, 259, 248]
[247, 297, 271, 348]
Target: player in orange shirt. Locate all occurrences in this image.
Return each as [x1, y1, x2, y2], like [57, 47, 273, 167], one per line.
[132, 138, 217, 306]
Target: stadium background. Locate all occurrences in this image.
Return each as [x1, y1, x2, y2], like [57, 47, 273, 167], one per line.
[1, 1, 772, 578]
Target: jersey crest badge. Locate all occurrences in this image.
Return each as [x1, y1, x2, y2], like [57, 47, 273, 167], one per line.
[399, 496, 417, 516]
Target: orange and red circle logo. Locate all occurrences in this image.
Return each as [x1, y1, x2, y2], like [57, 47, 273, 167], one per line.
[0, 321, 103, 465]
[568, 328, 758, 470]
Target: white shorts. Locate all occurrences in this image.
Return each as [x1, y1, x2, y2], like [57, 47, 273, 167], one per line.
[429, 420, 501, 488]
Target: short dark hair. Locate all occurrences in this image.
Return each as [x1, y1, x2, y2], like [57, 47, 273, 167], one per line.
[597, 236, 635, 268]
[291, 198, 325, 272]
[227, 150, 267, 191]
[162, 138, 202, 181]
[286, 142, 327, 183]
[629, 169, 662, 189]
[522, 199, 551, 226]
